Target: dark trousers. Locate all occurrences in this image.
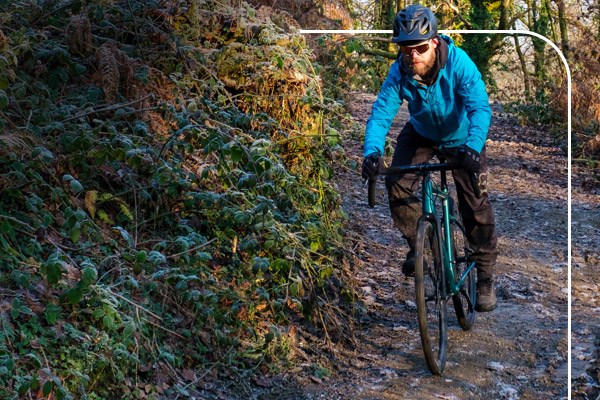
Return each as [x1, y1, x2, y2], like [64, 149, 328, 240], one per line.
[384, 123, 498, 280]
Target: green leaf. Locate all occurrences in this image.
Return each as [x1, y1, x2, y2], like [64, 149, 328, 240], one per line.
[19, 305, 33, 316]
[74, 63, 87, 75]
[230, 144, 243, 162]
[123, 321, 135, 337]
[252, 257, 269, 273]
[0, 220, 14, 236]
[237, 172, 257, 189]
[264, 331, 274, 343]
[31, 146, 54, 162]
[275, 55, 284, 69]
[148, 250, 166, 265]
[26, 353, 42, 369]
[17, 381, 30, 396]
[103, 315, 115, 329]
[233, 210, 250, 225]
[113, 226, 134, 248]
[10, 298, 20, 319]
[30, 376, 40, 391]
[92, 308, 105, 319]
[42, 380, 53, 396]
[14, 84, 26, 99]
[196, 252, 212, 261]
[135, 250, 148, 263]
[45, 261, 63, 285]
[314, 366, 331, 379]
[65, 287, 84, 304]
[70, 226, 81, 243]
[81, 266, 98, 285]
[44, 304, 61, 324]
[69, 179, 84, 194]
[10, 270, 30, 287]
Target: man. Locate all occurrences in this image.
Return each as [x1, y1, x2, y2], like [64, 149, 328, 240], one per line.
[361, 5, 498, 312]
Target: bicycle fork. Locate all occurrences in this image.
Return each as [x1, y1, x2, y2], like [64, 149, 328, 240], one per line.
[424, 173, 477, 305]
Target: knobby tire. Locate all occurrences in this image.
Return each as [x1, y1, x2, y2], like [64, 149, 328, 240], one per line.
[415, 218, 448, 375]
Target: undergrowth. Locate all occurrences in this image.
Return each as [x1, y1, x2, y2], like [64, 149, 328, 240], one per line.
[0, 0, 353, 398]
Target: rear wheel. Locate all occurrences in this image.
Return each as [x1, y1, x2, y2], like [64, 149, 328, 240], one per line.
[451, 218, 476, 330]
[415, 218, 447, 375]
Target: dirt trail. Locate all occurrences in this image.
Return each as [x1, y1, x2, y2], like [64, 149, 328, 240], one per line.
[325, 93, 569, 399]
[244, 92, 579, 400]
[571, 166, 600, 399]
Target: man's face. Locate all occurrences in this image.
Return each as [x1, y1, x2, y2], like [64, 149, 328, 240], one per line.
[400, 38, 439, 77]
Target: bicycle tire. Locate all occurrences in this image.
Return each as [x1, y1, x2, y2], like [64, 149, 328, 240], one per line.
[415, 217, 448, 375]
[451, 218, 476, 330]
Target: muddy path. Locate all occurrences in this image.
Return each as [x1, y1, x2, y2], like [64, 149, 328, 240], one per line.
[317, 93, 569, 399]
[243, 93, 572, 400]
[239, 93, 577, 400]
[571, 165, 600, 400]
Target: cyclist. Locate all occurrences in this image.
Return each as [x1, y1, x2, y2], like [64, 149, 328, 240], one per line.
[361, 4, 498, 312]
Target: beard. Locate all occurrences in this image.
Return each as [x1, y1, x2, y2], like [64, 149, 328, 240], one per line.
[406, 54, 436, 78]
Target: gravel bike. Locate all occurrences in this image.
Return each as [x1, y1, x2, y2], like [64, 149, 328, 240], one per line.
[366, 157, 478, 375]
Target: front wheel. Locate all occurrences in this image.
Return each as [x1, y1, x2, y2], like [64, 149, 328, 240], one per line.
[415, 218, 448, 375]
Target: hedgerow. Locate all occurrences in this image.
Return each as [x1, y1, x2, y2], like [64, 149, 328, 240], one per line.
[0, 0, 352, 397]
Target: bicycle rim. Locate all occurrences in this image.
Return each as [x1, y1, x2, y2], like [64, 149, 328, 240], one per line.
[451, 220, 477, 330]
[415, 219, 448, 375]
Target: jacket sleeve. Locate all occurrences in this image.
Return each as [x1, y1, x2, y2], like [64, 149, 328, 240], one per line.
[363, 61, 403, 157]
[454, 49, 491, 153]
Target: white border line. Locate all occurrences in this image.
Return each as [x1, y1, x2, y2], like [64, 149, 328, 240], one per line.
[300, 28, 572, 399]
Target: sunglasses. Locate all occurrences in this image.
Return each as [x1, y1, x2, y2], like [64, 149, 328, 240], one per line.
[399, 42, 430, 56]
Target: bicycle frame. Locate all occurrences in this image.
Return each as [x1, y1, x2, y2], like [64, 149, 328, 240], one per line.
[366, 159, 480, 374]
[421, 169, 476, 298]
[368, 161, 476, 298]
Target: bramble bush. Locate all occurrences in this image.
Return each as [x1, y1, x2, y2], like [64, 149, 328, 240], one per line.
[0, 0, 352, 397]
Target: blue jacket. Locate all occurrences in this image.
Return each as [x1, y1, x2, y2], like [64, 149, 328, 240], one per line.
[363, 35, 491, 157]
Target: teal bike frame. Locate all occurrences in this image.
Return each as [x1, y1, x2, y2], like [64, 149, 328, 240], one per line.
[368, 161, 477, 300]
[421, 167, 476, 298]
[367, 159, 480, 374]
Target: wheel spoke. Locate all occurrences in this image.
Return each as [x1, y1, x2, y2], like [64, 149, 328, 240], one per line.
[415, 219, 447, 375]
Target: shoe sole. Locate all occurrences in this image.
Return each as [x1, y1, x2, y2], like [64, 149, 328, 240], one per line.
[475, 302, 497, 312]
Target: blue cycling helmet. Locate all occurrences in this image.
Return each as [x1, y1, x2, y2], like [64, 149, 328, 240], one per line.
[392, 5, 438, 45]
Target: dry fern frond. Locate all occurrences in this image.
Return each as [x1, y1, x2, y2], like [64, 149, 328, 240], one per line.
[0, 131, 34, 156]
[582, 135, 600, 158]
[85, 190, 98, 218]
[96, 42, 121, 103]
[0, 29, 8, 48]
[65, 15, 93, 56]
[95, 41, 137, 103]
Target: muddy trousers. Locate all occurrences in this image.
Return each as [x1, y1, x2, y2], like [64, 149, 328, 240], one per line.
[385, 123, 498, 280]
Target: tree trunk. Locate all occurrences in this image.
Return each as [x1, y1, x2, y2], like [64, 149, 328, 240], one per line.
[378, 0, 394, 29]
[530, 0, 548, 89]
[544, 0, 558, 44]
[513, 30, 531, 100]
[488, 0, 513, 54]
[555, 0, 570, 60]
[499, 0, 511, 30]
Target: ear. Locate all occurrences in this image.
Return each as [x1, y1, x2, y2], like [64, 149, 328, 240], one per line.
[431, 38, 440, 48]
